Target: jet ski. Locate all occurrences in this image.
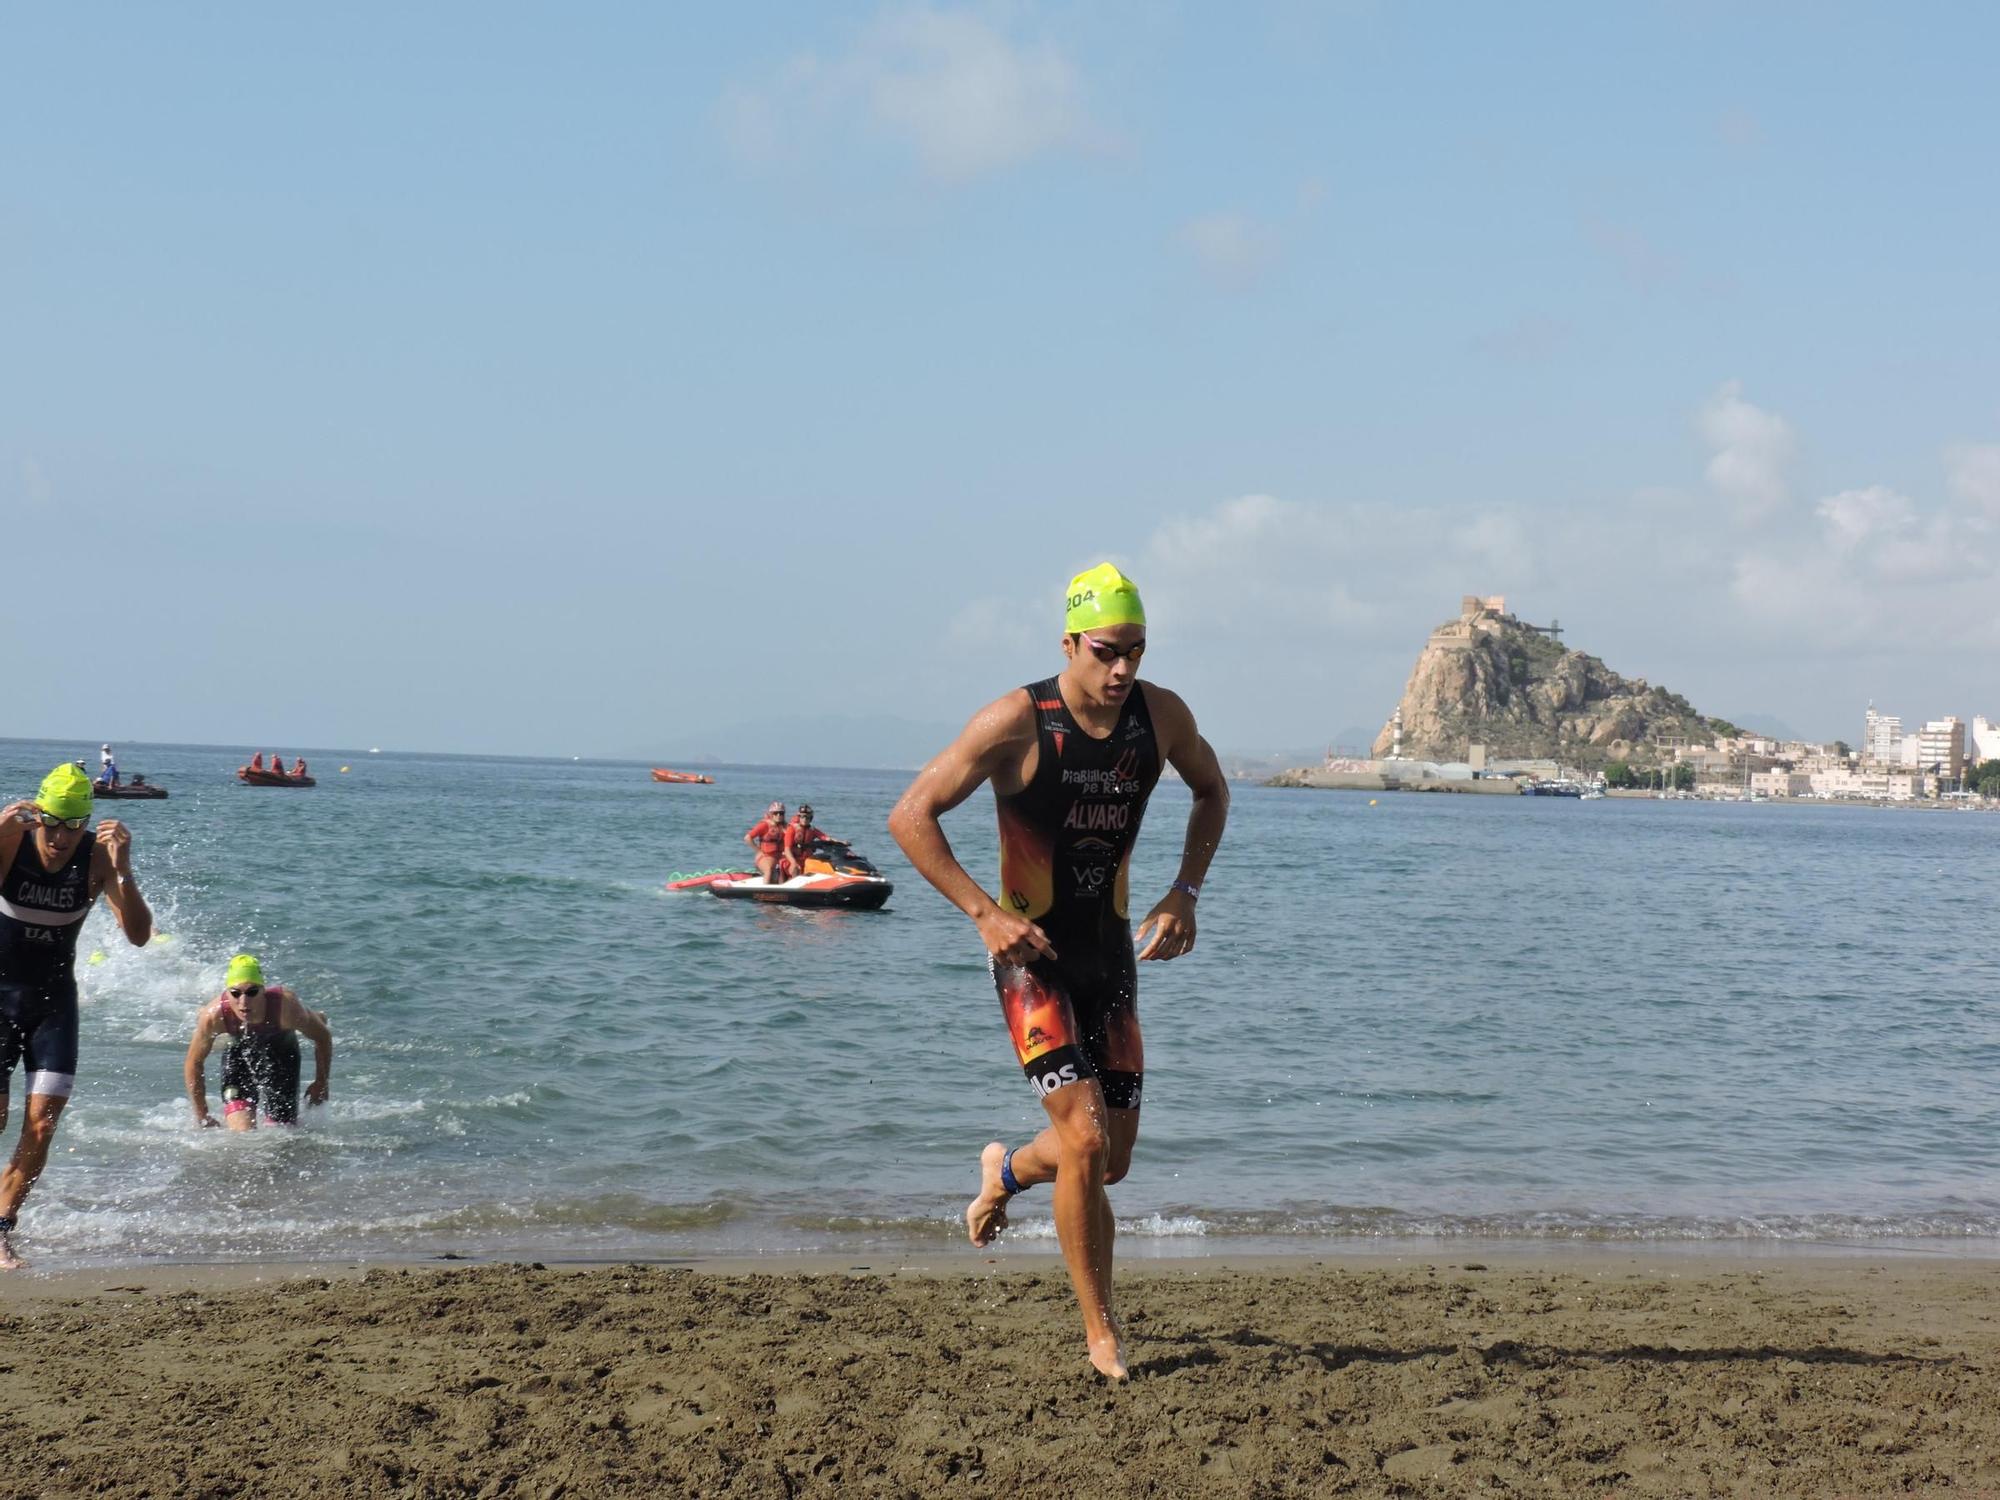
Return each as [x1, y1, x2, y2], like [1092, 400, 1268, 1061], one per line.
[703, 840, 893, 911]
[94, 776, 168, 800]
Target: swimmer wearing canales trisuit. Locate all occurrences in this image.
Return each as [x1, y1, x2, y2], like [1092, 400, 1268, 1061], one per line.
[890, 563, 1229, 1380]
[184, 955, 332, 1129]
[0, 764, 154, 1270]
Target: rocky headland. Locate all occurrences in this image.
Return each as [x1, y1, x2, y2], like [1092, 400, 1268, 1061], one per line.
[1372, 596, 1726, 766]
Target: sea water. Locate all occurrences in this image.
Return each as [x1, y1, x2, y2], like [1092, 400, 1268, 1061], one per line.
[3, 737, 1996, 1266]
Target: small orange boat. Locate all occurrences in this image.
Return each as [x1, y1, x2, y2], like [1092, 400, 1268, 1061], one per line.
[651, 768, 715, 785]
[239, 767, 316, 788]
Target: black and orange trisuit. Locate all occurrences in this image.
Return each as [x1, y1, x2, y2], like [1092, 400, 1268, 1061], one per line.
[992, 675, 1161, 1110]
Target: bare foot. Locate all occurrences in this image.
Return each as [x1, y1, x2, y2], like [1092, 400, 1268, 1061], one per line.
[0, 1226, 25, 1272]
[965, 1141, 1012, 1248]
[1087, 1323, 1129, 1382]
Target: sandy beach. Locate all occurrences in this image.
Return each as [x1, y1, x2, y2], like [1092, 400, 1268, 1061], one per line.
[2, 1250, 1995, 1497]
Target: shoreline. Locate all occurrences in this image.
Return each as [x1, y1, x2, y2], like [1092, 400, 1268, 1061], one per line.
[6, 1234, 1997, 1301]
[1270, 769, 1994, 811]
[6, 1252, 1997, 1494]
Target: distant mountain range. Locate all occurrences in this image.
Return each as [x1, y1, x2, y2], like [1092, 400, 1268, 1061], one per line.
[632, 713, 964, 772]
[635, 711, 1330, 776]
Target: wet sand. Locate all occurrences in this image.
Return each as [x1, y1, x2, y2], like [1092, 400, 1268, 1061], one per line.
[2, 1251, 1996, 1497]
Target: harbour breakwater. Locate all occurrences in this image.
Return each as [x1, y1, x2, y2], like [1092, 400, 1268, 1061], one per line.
[1266, 765, 1520, 794]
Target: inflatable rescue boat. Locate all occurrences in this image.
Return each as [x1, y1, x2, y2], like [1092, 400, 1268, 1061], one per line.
[238, 767, 317, 788]
[94, 778, 169, 800]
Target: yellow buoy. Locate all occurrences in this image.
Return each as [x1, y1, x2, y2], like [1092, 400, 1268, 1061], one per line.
[340, 766, 351, 773]
[1368, 798, 1379, 806]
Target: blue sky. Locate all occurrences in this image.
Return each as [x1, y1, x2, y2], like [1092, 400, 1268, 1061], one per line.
[5, 1, 1996, 760]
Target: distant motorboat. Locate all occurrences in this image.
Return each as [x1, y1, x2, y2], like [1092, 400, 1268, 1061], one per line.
[652, 768, 716, 785]
[95, 776, 168, 800]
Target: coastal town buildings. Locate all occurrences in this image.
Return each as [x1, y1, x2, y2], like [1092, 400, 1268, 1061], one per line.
[1864, 706, 1903, 764]
[1664, 707, 1983, 800]
[1807, 766, 1924, 800]
[1750, 770, 1813, 797]
[1971, 715, 2000, 765]
[1916, 717, 1967, 782]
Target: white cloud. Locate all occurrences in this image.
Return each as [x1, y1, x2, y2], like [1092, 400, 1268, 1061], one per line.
[1815, 486, 1977, 585]
[1174, 213, 1281, 286]
[1732, 443, 1999, 648]
[1946, 443, 2000, 518]
[945, 492, 1535, 671]
[720, 5, 1098, 184]
[1698, 379, 1796, 520]
[935, 399, 2000, 749]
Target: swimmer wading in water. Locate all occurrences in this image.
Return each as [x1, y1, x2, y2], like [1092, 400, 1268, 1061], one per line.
[185, 954, 332, 1129]
[890, 563, 1229, 1380]
[0, 764, 154, 1270]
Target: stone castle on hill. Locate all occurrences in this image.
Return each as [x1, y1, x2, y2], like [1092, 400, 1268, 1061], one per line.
[1373, 596, 1724, 765]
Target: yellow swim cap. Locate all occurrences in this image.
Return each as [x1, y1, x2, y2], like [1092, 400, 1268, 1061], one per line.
[36, 763, 94, 820]
[1064, 563, 1146, 634]
[225, 953, 265, 988]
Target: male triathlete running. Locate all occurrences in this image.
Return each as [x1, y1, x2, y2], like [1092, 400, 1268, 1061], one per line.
[185, 954, 332, 1128]
[890, 563, 1229, 1380]
[0, 764, 154, 1269]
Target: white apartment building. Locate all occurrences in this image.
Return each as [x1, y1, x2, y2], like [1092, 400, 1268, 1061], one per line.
[1864, 705, 1903, 764]
[1916, 717, 1967, 782]
[1809, 767, 1924, 800]
[1972, 715, 2000, 766]
[1750, 770, 1813, 797]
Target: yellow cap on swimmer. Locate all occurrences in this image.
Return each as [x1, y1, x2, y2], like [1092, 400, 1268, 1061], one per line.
[1064, 563, 1146, 634]
[225, 953, 265, 988]
[36, 763, 94, 820]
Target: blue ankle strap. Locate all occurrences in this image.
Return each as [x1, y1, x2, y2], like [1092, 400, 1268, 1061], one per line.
[1000, 1148, 1023, 1196]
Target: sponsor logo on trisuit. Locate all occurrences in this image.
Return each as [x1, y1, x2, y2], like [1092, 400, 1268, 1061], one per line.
[1031, 1062, 1080, 1097]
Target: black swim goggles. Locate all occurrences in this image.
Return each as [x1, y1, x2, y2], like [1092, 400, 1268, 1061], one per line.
[36, 811, 89, 830]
